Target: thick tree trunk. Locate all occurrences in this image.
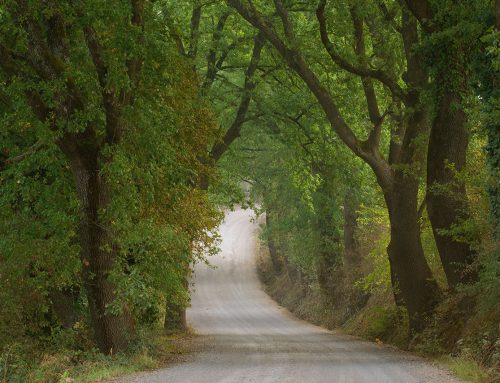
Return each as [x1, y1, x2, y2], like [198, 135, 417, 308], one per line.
[385, 171, 440, 332]
[164, 262, 190, 333]
[380, 6, 440, 330]
[164, 296, 187, 334]
[381, 96, 441, 332]
[61, 138, 134, 354]
[404, 0, 478, 289]
[427, 86, 477, 288]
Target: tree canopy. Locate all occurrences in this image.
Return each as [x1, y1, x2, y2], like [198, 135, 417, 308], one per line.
[0, 0, 498, 381]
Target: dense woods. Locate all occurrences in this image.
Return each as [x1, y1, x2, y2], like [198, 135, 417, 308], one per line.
[0, 0, 498, 382]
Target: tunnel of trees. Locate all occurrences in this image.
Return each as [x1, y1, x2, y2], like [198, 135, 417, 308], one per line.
[0, 0, 498, 381]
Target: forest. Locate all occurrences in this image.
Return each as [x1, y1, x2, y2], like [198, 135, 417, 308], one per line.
[0, 0, 498, 382]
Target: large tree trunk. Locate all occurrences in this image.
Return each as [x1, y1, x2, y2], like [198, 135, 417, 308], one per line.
[61, 137, 134, 354]
[381, 98, 441, 332]
[164, 261, 189, 334]
[385, 172, 440, 332]
[164, 291, 187, 334]
[403, 0, 479, 289]
[381, 5, 440, 331]
[427, 85, 477, 288]
[380, 71, 440, 331]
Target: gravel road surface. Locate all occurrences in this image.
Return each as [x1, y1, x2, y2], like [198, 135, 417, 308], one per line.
[117, 208, 462, 383]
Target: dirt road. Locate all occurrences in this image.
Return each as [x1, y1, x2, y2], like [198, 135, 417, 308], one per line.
[118, 208, 462, 383]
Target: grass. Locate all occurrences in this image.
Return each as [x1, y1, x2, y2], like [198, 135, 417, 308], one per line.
[342, 303, 409, 349]
[55, 352, 157, 383]
[438, 356, 493, 383]
[1, 331, 194, 383]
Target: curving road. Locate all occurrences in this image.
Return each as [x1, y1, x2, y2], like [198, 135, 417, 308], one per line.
[119, 208, 462, 383]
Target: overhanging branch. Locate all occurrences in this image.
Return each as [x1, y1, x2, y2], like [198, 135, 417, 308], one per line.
[316, 0, 407, 103]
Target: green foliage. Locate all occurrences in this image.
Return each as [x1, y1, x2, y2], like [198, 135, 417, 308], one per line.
[0, 0, 498, 380]
[0, 329, 190, 383]
[355, 203, 391, 293]
[345, 305, 407, 343]
[470, 246, 500, 315]
[440, 356, 491, 383]
[472, 24, 500, 238]
[0, 0, 222, 373]
[0, 142, 80, 344]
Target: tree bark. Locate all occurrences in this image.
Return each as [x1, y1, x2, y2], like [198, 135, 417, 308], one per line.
[382, 4, 440, 327]
[404, 0, 478, 288]
[426, 68, 477, 289]
[60, 135, 134, 354]
[385, 172, 440, 331]
[164, 289, 188, 334]
[383, 80, 439, 318]
[0, 0, 144, 354]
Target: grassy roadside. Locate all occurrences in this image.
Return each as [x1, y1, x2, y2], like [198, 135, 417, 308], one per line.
[438, 356, 492, 383]
[0, 330, 195, 383]
[256, 244, 499, 383]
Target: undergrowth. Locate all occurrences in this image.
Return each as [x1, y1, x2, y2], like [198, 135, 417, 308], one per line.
[0, 328, 193, 383]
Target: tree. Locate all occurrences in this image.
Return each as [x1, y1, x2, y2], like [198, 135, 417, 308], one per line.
[404, 0, 493, 288]
[215, 46, 374, 309]
[0, 0, 220, 353]
[226, 0, 440, 331]
[161, 1, 266, 332]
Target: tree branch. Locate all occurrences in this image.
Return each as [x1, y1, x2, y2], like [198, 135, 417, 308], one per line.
[376, 1, 402, 33]
[227, 0, 394, 192]
[202, 11, 231, 92]
[128, 0, 145, 88]
[188, 0, 202, 59]
[82, 24, 122, 146]
[82, 25, 108, 89]
[316, 0, 407, 103]
[403, 0, 435, 32]
[227, 1, 360, 153]
[351, 7, 380, 123]
[4, 141, 43, 165]
[162, 9, 187, 56]
[273, 0, 296, 44]
[210, 32, 265, 162]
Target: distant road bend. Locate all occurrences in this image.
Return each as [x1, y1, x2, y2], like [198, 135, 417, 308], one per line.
[119, 209, 462, 383]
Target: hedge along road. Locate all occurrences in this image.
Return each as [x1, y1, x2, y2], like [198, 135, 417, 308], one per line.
[118, 208, 463, 383]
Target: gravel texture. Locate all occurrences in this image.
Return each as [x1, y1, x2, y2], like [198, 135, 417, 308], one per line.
[117, 209, 463, 383]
